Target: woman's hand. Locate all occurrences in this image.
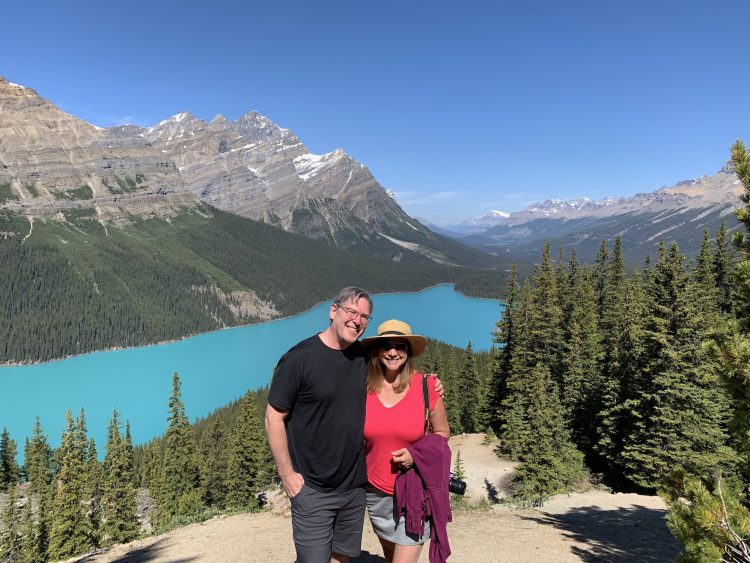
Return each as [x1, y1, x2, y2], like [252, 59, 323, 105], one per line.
[429, 373, 445, 399]
[391, 448, 414, 470]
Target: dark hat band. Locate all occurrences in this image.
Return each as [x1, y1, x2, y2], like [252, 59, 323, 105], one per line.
[379, 330, 407, 336]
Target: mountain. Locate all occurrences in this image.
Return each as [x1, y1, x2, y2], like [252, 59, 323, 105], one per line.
[0, 77, 497, 268]
[458, 167, 742, 264]
[0, 77, 508, 363]
[430, 209, 512, 235]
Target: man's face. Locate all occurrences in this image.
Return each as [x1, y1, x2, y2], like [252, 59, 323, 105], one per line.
[328, 297, 372, 347]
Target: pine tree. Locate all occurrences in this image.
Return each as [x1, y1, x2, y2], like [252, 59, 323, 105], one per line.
[441, 351, 463, 434]
[0, 485, 21, 562]
[452, 450, 465, 481]
[528, 242, 563, 373]
[713, 221, 736, 315]
[665, 141, 750, 562]
[101, 410, 139, 545]
[225, 391, 274, 510]
[85, 438, 102, 549]
[481, 264, 518, 434]
[24, 417, 52, 495]
[48, 410, 91, 559]
[597, 236, 627, 435]
[19, 493, 36, 563]
[34, 484, 51, 562]
[601, 273, 648, 484]
[199, 418, 228, 509]
[664, 471, 750, 562]
[157, 373, 201, 527]
[499, 281, 533, 459]
[0, 427, 20, 491]
[511, 364, 586, 507]
[621, 243, 734, 488]
[457, 343, 481, 434]
[711, 140, 750, 478]
[593, 239, 610, 319]
[560, 266, 602, 455]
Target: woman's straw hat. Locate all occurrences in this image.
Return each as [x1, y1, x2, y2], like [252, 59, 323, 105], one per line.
[361, 319, 427, 357]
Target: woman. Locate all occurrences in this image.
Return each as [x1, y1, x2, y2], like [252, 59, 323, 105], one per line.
[362, 319, 450, 563]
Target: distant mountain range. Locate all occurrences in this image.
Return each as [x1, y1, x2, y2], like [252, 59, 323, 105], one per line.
[0, 77, 495, 268]
[431, 165, 742, 264]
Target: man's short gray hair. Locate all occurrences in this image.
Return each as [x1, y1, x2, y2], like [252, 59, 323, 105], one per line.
[333, 287, 372, 312]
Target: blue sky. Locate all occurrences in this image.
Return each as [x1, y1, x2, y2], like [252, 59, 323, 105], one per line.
[3, 1, 749, 223]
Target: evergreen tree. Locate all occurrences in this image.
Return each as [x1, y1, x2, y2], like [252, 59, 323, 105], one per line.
[597, 236, 627, 436]
[199, 418, 228, 509]
[19, 493, 36, 563]
[664, 472, 750, 563]
[24, 417, 52, 494]
[157, 373, 201, 527]
[593, 239, 610, 319]
[225, 391, 274, 510]
[441, 352, 463, 434]
[711, 140, 750, 478]
[0, 427, 20, 491]
[667, 179, 750, 558]
[85, 438, 102, 549]
[483, 427, 497, 445]
[511, 364, 586, 507]
[101, 410, 139, 545]
[457, 343, 481, 434]
[560, 266, 602, 455]
[481, 264, 518, 434]
[713, 220, 736, 315]
[0, 485, 21, 562]
[528, 242, 563, 374]
[34, 484, 51, 563]
[499, 281, 533, 459]
[621, 243, 734, 488]
[600, 273, 648, 484]
[452, 450, 465, 481]
[48, 410, 91, 559]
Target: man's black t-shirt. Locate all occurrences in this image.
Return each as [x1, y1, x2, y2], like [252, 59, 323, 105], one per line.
[267, 335, 367, 493]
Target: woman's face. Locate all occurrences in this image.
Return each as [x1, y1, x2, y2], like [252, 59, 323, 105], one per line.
[378, 339, 409, 374]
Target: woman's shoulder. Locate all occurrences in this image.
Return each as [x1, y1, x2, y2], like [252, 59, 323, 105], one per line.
[410, 371, 435, 388]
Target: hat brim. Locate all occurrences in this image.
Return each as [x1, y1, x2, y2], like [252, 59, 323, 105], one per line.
[361, 334, 427, 357]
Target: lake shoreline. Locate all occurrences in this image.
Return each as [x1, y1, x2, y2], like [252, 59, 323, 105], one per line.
[0, 283, 482, 367]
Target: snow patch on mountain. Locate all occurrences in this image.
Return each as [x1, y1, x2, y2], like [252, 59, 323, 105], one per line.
[293, 149, 346, 180]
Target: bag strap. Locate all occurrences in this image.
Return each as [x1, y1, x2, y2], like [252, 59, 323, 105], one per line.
[422, 373, 430, 435]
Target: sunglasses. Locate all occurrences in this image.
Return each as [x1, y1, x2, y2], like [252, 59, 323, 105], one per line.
[379, 340, 409, 353]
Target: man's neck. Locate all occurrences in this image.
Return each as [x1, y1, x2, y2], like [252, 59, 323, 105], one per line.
[318, 327, 353, 351]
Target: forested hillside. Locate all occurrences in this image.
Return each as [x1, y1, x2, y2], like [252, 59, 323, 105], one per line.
[0, 205, 507, 363]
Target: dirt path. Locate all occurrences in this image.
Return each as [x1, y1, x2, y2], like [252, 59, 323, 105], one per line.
[71, 435, 681, 562]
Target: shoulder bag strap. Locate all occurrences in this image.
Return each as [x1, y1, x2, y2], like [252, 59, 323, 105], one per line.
[422, 373, 430, 435]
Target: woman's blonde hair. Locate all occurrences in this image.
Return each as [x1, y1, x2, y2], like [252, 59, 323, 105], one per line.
[366, 346, 415, 394]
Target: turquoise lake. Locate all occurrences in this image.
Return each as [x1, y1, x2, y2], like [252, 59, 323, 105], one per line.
[0, 285, 502, 450]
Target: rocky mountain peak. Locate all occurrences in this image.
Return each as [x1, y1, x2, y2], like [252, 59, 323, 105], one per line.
[0, 76, 462, 265]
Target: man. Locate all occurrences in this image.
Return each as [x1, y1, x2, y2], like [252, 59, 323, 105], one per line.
[265, 287, 373, 563]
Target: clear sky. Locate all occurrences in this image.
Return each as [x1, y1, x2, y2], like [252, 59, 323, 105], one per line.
[3, 1, 749, 223]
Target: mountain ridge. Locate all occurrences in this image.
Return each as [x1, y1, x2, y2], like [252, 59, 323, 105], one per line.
[0, 76, 496, 268]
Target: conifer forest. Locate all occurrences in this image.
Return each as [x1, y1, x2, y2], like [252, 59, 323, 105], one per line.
[1, 142, 750, 562]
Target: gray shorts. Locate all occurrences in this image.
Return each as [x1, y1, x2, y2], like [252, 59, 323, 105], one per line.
[290, 483, 366, 563]
[365, 484, 430, 545]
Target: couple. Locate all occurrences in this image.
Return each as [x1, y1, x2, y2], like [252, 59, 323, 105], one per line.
[265, 287, 451, 563]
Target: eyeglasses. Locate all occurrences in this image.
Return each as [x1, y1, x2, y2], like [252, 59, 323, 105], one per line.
[380, 341, 409, 353]
[336, 305, 371, 324]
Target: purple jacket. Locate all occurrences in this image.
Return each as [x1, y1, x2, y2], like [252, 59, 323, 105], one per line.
[394, 433, 452, 563]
